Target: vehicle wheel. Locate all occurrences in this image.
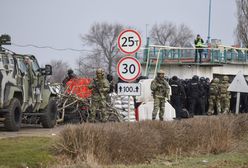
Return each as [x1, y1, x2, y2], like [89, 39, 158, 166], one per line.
[4, 98, 22, 131]
[40, 98, 57, 128]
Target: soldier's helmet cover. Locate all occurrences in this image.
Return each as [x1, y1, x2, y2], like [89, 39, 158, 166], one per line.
[157, 70, 165, 74]
[213, 77, 220, 83]
[96, 68, 104, 75]
[223, 75, 229, 81]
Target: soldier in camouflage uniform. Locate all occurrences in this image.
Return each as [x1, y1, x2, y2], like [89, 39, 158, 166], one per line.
[208, 78, 221, 115]
[219, 76, 231, 114]
[88, 68, 110, 122]
[150, 70, 170, 121]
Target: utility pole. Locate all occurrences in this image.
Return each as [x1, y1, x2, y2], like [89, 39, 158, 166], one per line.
[145, 24, 149, 43]
[207, 0, 212, 44]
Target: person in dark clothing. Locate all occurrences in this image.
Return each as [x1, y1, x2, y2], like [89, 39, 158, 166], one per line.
[62, 69, 77, 87]
[107, 74, 115, 93]
[169, 76, 186, 119]
[187, 75, 204, 116]
[199, 77, 209, 115]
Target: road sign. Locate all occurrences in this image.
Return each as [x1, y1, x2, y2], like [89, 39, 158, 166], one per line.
[117, 83, 141, 96]
[117, 56, 141, 82]
[228, 72, 248, 115]
[117, 29, 142, 55]
[228, 72, 248, 93]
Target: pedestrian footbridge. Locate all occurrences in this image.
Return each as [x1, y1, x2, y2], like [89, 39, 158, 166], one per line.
[135, 44, 248, 79]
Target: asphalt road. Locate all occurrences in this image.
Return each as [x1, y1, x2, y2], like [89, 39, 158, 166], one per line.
[0, 124, 66, 139]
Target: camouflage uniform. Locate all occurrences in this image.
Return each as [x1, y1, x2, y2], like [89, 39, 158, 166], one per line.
[151, 70, 170, 121]
[88, 68, 110, 122]
[208, 78, 221, 115]
[219, 76, 230, 114]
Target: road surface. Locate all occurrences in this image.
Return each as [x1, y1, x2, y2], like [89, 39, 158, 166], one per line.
[0, 124, 67, 139]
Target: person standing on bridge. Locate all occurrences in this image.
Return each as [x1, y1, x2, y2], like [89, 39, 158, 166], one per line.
[194, 34, 204, 63]
[150, 70, 170, 121]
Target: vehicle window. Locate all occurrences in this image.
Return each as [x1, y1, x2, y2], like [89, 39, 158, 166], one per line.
[10, 59, 14, 64]
[17, 58, 27, 74]
[32, 61, 39, 72]
[2, 56, 9, 65]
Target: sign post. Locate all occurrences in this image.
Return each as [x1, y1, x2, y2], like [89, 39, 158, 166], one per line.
[117, 29, 142, 122]
[228, 72, 248, 114]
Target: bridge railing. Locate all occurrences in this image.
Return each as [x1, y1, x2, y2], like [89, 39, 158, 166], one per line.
[136, 45, 248, 65]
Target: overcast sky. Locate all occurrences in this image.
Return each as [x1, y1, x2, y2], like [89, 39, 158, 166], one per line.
[1, 0, 237, 68]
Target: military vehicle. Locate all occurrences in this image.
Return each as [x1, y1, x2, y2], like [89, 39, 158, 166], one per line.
[0, 34, 57, 131]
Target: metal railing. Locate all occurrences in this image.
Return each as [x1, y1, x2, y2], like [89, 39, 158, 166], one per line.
[134, 44, 248, 77]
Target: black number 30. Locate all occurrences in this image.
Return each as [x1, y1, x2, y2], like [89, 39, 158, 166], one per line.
[122, 63, 136, 74]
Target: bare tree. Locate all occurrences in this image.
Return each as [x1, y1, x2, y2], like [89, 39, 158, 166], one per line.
[150, 22, 194, 47]
[235, 0, 248, 47]
[76, 50, 103, 78]
[81, 22, 123, 75]
[48, 60, 69, 83]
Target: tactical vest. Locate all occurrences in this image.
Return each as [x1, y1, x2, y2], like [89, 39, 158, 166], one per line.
[209, 83, 218, 95]
[170, 80, 180, 96]
[220, 83, 228, 94]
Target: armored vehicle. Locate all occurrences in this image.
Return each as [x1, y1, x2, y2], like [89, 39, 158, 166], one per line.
[0, 34, 57, 131]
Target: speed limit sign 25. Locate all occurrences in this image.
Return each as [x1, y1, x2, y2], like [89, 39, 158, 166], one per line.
[118, 29, 142, 55]
[117, 56, 141, 82]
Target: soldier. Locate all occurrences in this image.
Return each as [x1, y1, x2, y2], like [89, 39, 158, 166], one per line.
[219, 76, 231, 114]
[62, 69, 77, 87]
[88, 68, 110, 122]
[169, 76, 186, 119]
[150, 70, 170, 121]
[208, 78, 221, 115]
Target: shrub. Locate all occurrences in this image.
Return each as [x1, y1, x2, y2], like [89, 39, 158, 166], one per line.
[54, 114, 248, 165]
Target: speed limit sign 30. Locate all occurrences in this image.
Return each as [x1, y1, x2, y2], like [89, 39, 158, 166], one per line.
[118, 29, 142, 55]
[117, 56, 141, 82]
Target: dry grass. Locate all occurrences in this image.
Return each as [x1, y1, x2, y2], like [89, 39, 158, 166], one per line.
[53, 114, 248, 166]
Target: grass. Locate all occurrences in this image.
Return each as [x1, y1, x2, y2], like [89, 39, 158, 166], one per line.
[0, 137, 55, 168]
[0, 114, 248, 168]
[54, 114, 248, 165]
[106, 152, 248, 168]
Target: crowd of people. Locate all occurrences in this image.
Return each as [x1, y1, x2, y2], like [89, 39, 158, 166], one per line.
[163, 73, 248, 119]
[62, 68, 248, 122]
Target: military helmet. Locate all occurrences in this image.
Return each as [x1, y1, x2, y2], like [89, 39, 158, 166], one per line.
[172, 76, 178, 81]
[223, 75, 229, 81]
[96, 68, 104, 75]
[213, 77, 220, 83]
[192, 75, 199, 81]
[157, 70, 165, 74]
[200, 77, 205, 82]
[67, 69, 73, 75]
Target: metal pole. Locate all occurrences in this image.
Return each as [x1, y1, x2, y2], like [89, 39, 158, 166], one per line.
[128, 96, 130, 122]
[235, 92, 240, 115]
[207, 0, 212, 44]
[146, 24, 149, 42]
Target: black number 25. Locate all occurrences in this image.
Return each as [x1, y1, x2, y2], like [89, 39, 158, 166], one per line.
[121, 37, 134, 47]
